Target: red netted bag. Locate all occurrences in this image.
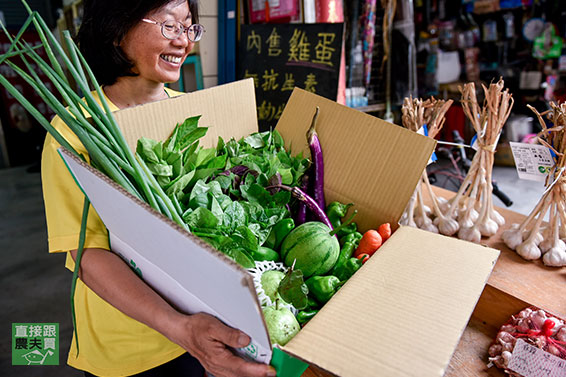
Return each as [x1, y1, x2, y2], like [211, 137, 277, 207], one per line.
[488, 307, 566, 376]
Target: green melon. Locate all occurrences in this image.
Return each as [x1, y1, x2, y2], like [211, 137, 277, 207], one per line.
[280, 221, 340, 277]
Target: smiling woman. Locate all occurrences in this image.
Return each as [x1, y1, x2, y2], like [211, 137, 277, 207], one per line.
[40, 1, 277, 377]
[77, 0, 199, 87]
[75, 0, 200, 109]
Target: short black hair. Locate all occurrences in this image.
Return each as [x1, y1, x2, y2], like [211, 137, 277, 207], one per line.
[76, 0, 199, 86]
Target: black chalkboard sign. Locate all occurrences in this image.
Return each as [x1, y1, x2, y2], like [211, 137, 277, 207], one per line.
[238, 23, 343, 132]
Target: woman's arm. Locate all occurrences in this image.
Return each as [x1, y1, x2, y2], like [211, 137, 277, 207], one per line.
[70, 248, 276, 377]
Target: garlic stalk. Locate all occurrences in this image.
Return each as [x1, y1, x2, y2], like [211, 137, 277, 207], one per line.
[505, 102, 566, 267]
[399, 96, 453, 232]
[516, 190, 553, 260]
[399, 187, 418, 227]
[439, 80, 513, 242]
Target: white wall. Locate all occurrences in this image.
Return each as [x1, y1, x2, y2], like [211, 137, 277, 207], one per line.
[198, 1, 218, 88]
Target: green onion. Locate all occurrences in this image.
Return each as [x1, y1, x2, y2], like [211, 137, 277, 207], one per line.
[0, 2, 193, 357]
[0, 3, 183, 222]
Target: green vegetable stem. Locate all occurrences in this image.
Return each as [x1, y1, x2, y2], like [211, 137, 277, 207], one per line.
[305, 275, 344, 304]
[296, 309, 319, 325]
[336, 222, 357, 238]
[264, 218, 295, 250]
[251, 246, 280, 262]
[328, 209, 358, 238]
[326, 201, 358, 237]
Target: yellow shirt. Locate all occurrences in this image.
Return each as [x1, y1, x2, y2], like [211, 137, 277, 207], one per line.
[41, 88, 186, 376]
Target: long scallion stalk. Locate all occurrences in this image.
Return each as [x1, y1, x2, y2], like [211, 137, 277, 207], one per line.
[0, 16, 34, 65]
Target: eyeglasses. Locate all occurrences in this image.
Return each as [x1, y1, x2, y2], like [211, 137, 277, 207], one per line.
[142, 19, 205, 42]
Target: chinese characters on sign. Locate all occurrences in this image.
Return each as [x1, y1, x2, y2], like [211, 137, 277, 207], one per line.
[238, 24, 343, 131]
[12, 323, 59, 365]
[509, 142, 555, 182]
[508, 339, 566, 377]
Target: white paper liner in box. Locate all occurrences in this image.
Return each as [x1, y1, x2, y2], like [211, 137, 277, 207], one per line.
[247, 261, 298, 315]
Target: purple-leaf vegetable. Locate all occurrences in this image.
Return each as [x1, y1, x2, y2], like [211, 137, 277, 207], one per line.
[307, 107, 326, 212]
[267, 172, 282, 195]
[218, 165, 249, 177]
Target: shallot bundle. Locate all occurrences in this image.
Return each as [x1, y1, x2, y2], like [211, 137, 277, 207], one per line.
[399, 96, 453, 233]
[488, 307, 566, 374]
[502, 102, 566, 267]
[437, 80, 513, 241]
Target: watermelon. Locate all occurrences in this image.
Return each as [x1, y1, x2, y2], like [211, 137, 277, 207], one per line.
[280, 221, 340, 277]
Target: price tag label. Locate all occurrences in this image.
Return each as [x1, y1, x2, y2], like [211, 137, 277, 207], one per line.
[508, 339, 566, 377]
[509, 142, 554, 182]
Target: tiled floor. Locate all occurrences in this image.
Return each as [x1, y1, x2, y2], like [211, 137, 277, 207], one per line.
[0, 162, 543, 377]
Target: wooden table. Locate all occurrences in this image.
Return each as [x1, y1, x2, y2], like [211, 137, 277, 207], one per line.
[303, 187, 566, 377]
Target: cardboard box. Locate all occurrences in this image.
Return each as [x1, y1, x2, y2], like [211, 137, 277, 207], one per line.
[60, 79, 500, 376]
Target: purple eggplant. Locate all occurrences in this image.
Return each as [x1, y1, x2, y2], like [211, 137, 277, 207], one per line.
[294, 174, 309, 225]
[267, 184, 333, 230]
[306, 107, 326, 212]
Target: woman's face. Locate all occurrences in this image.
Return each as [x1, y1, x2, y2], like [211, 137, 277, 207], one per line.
[120, 0, 193, 84]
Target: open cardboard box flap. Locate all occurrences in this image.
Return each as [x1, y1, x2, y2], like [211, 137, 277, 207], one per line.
[276, 88, 437, 229]
[61, 79, 500, 376]
[281, 226, 499, 376]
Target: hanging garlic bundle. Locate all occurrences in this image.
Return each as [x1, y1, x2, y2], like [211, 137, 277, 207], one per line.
[502, 102, 566, 267]
[399, 96, 453, 233]
[438, 80, 513, 242]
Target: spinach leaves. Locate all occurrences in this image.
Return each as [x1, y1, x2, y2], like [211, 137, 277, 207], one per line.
[136, 116, 309, 268]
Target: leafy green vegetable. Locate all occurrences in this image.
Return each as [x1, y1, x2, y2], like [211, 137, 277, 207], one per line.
[135, 117, 310, 269]
[184, 207, 219, 229]
[277, 267, 309, 310]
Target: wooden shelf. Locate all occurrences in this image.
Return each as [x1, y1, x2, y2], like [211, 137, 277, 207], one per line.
[303, 186, 565, 376]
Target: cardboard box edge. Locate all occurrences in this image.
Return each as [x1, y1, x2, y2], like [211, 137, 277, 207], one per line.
[57, 147, 264, 319]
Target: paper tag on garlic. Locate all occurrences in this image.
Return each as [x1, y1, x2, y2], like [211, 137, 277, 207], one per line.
[508, 339, 566, 377]
[509, 142, 554, 182]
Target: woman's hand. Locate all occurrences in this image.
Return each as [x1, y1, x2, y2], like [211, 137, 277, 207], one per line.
[166, 312, 276, 377]
[71, 248, 276, 377]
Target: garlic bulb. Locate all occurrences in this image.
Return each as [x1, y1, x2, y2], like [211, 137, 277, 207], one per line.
[469, 207, 480, 222]
[436, 217, 459, 236]
[458, 226, 482, 243]
[516, 240, 542, 260]
[502, 227, 523, 250]
[539, 238, 554, 253]
[437, 196, 450, 213]
[490, 209, 505, 226]
[423, 204, 432, 216]
[542, 247, 566, 267]
[533, 231, 544, 246]
[458, 216, 475, 229]
[420, 222, 439, 233]
[531, 310, 547, 329]
[501, 351, 512, 367]
[415, 207, 434, 229]
[479, 218, 498, 237]
[403, 217, 417, 228]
